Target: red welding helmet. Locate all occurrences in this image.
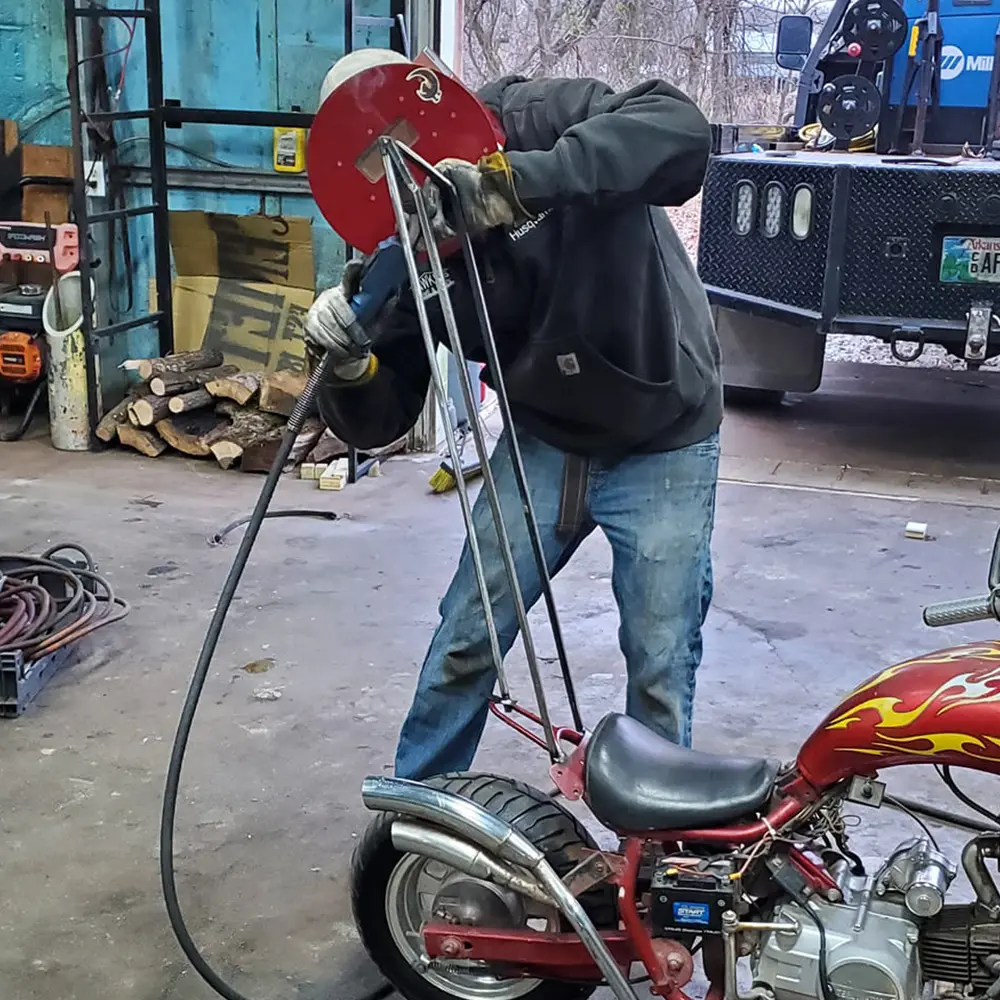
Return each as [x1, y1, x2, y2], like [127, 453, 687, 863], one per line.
[308, 49, 505, 254]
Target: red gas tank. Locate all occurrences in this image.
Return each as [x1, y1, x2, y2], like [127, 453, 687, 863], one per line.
[797, 640, 1000, 788]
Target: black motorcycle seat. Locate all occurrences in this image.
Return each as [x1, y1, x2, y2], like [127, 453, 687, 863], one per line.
[583, 713, 781, 833]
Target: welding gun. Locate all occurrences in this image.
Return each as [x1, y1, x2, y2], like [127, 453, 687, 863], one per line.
[336, 236, 408, 358]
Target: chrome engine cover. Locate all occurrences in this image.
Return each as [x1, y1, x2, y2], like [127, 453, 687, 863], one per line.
[754, 897, 921, 1000]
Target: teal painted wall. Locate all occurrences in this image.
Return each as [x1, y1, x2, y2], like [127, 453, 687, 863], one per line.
[1, 0, 71, 145]
[0, 0, 391, 395]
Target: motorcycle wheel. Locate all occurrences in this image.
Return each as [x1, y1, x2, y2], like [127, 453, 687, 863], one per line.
[351, 772, 618, 1000]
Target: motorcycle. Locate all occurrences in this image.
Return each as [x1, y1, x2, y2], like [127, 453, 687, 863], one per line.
[351, 524, 1000, 1000]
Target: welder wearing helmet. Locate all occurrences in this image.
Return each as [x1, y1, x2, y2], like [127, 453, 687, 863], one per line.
[304, 57, 721, 782]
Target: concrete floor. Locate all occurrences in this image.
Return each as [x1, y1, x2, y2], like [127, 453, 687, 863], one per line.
[3, 362, 1000, 1000]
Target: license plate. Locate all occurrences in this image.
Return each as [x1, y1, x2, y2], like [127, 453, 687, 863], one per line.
[940, 235, 1000, 283]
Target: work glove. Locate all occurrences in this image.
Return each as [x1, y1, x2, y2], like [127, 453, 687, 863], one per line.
[303, 259, 378, 384]
[423, 152, 530, 240]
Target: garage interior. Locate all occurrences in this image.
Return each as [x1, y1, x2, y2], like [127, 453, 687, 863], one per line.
[4, 4, 1000, 1000]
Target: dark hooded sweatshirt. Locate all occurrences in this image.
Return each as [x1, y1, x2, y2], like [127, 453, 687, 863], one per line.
[315, 74, 722, 460]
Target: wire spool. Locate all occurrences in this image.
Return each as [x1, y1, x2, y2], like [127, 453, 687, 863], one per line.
[842, 0, 908, 62]
[817, 75, 882, 142]
[307, 49, 504, 254]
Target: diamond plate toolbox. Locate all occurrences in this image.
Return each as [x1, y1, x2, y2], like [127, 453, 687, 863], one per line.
[698, 156, 833, 315]
[697, 153, 1000, 326]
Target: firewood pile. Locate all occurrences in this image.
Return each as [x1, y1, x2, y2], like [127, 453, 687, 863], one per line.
[96, 348, 405, 476]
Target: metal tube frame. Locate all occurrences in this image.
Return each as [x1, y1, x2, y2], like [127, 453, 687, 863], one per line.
[65, 0, 174, 443]
[378, 144, 509, 708]
[389, 144, 581, 733]
[379, 137, 574, 762]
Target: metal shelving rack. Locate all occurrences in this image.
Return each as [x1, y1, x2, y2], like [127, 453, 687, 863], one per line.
[64, 0, 407, 451]
[64, 0, 173, 442]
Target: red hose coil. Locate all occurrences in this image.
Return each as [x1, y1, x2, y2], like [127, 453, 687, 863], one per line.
[0, 544, 130, 659]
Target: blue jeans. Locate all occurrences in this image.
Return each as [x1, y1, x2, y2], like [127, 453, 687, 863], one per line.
[395, 429, 719, 780]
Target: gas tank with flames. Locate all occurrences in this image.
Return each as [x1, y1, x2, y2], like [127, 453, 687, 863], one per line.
[797, 641, 1000, 788]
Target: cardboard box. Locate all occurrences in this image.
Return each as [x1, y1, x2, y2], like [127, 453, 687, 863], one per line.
[0, 119, 73, 224]
[161, 210, 315, 373]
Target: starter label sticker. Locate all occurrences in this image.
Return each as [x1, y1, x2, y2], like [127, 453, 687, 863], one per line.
[672, 901, 711, 926]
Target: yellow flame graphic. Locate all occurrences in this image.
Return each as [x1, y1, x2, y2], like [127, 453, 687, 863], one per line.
[828, 644, 1000, 763]
[835, 732, 1000, 762]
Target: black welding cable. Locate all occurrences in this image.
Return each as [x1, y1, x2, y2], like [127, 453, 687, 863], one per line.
[208, 509, 338, 547]
[0, 380, 46, 443]
[160, 359, 393, 1000]
[937, 765, 1000, 827]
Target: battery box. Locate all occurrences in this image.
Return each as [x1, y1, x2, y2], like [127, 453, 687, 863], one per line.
[650, 859, 738, 936]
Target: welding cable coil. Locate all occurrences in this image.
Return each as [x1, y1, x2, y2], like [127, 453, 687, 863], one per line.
[0, 544, 130, 659]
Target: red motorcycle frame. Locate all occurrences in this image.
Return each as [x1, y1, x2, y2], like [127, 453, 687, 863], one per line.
[409, 633, 1000, 1000]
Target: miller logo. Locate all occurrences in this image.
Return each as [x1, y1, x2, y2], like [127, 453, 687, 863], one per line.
[406, 67, 442, 104]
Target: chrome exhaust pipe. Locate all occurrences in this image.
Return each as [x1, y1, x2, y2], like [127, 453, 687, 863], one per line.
[363, 776, 545, 869]
[363, 776, 639, 1000]
[391, 820, 554, 907]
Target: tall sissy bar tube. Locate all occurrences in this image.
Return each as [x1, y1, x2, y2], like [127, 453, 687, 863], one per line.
[378, 137, 581, 763]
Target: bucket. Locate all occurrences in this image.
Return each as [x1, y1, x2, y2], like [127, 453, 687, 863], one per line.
[43, 272, 96, 451]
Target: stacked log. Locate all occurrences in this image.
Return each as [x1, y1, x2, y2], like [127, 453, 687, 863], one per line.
[96, 350, 333, 472]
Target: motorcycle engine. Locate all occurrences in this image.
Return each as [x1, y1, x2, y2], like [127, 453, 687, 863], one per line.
[754, 839, 957, 1000]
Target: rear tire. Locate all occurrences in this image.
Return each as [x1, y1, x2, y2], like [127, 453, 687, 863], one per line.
[351, 773, 618, 1000]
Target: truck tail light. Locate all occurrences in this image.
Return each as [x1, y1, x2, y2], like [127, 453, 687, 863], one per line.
[791, 185, 813, 240]
[763, 182, 786, 238]
[732, 181, 757, 236]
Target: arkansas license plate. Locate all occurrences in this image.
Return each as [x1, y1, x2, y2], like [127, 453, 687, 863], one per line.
[940, 236, 1000, 283]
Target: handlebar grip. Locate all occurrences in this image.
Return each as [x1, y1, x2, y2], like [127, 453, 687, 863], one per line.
[923, 594, 997, 628]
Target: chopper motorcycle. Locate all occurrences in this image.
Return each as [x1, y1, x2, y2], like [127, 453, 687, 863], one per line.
[353, 519, 1000, 1000]
[284, 48, 1000, 1000]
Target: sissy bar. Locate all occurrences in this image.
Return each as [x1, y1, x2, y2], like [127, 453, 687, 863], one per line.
[377, 136, 583, 763]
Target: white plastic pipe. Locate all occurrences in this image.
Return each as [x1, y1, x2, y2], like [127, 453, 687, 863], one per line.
[43, 272, 96, 452]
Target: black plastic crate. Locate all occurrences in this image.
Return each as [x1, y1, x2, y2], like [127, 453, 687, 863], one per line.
[0, 646, 75, 718]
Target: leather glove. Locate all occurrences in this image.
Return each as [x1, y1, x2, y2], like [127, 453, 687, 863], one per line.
[423, 152, 530, 239]
[303, 259, 378, 384]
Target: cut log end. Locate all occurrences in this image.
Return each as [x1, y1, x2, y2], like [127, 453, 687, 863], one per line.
[131, 395, 173, 427]
[206, 370, 262, 406]
[259, 369, 308, 416]
[116, 423, 167, 457]
[155, 412, 229, 457]
[168, 388, 213, 415]
[209, 440, 243, 470]
[95, 398, 130, 443]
